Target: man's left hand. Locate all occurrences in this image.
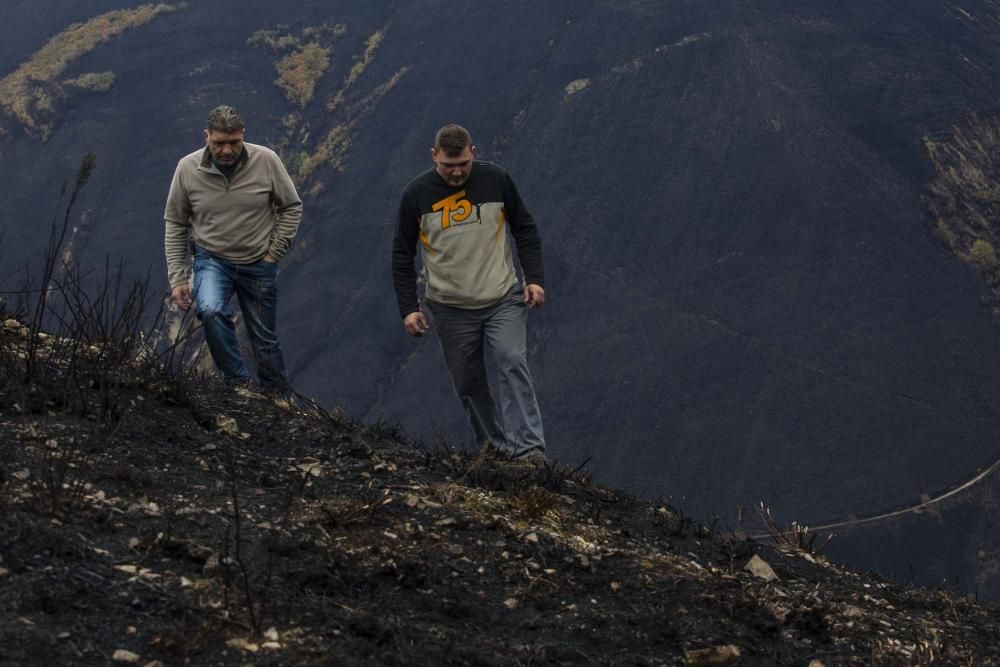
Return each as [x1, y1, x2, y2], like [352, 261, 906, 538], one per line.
[523, 284, 545, 308]
[263, 253, 278, 264]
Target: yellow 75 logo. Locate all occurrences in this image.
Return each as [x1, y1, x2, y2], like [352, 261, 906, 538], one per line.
[432, 190, 473, 230]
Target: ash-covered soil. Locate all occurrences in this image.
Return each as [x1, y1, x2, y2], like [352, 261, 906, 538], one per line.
[1, 317, 999, 666]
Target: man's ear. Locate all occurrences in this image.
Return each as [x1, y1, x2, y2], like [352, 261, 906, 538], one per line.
[470, 145, 477, 158]
[430, 147, 438, 162]
[203, 129, 210, 143]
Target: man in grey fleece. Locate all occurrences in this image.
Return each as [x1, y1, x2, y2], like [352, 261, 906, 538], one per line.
[164, 105, 302, 392]
[392, 124, 547, 462]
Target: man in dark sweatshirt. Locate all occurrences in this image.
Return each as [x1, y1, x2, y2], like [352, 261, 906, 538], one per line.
[392, 124, 546, 461]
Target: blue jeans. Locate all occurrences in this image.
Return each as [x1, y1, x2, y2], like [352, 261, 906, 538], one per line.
[192, 246, 287, 390]
[427, 286, 545, 458]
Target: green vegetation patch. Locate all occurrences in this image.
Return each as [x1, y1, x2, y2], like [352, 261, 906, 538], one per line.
[298, 124, 350, 179]
[975, 186, 1000, 203]
[298, 65, 411, 191]
[329, 26, 388, 112]
[276, 43, 331, 107]
[345, 28, 385, 87]
[64, 71, 116, 92]
[969, 239, 999, 273]
[924, 114, 1000, 291]
[248, 23, 347, 107]
[0, 3, 181, 137]
[252, 21, 409, 198]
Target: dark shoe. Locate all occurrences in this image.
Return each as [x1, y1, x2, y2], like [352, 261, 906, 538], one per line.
[229, 379, 261, 397]
[480, 442, 513, 461]
[512, 448, 548, 466]
[262, 387, 304, 410]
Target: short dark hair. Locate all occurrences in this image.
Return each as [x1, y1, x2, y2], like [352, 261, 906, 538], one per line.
[206, 105, 245, 133]
[434, 124, 472, 154]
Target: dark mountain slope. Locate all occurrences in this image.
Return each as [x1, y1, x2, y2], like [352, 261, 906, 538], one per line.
[820, 460, 1000, 602]
[1, 0, 1000, 595]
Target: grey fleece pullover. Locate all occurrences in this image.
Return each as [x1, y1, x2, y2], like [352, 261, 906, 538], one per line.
[164, 142, 302, 288]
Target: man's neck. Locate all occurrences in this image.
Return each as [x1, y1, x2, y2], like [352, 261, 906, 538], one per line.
[213, 157, 239, 178]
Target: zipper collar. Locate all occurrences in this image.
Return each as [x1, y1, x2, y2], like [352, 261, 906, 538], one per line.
[198, 144, 251, 174]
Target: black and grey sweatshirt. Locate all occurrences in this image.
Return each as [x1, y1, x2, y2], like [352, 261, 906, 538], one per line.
[391, 161, 544, 317]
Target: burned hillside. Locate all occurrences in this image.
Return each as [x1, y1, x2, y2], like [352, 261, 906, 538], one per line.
[1, 308, 999, 665]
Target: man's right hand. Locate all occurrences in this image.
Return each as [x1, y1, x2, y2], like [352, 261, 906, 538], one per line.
[172, 284, 193, 311]
[403, 311, 429, 337]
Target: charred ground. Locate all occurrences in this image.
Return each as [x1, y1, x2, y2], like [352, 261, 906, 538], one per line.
[1, 317, 999, 666]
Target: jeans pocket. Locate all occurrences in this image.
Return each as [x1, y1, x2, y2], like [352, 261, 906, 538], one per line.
[254, 257, 278, 276]
[252, 261, 279, 294]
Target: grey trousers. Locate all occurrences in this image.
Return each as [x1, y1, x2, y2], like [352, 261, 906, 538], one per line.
[427, 286, 545, 457]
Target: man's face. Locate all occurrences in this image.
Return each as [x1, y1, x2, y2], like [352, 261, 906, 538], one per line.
[432, 145, 475, 187]
[204, 129, 245, 166]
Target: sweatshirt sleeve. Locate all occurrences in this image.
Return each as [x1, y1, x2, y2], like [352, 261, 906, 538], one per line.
[163, 161, 193, 289]
[391, 188, 422, 318]
[502, 172, 544, 287]
[267, 152, 303, 259]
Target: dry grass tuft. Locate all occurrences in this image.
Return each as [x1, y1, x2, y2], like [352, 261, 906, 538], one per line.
[512, 486, 560, 521]
[757, 501, 833, 556]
